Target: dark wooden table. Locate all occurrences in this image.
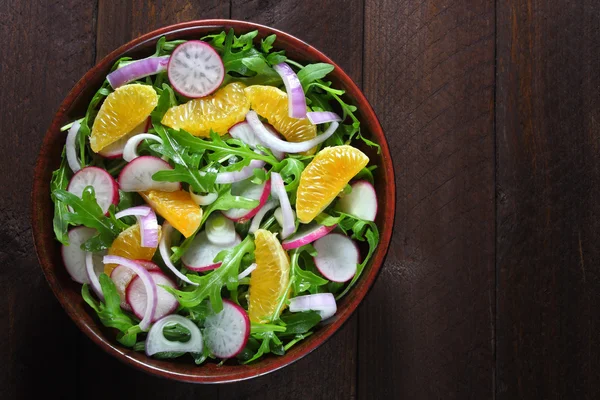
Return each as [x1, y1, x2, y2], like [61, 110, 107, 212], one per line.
[2, 0, 599, 398]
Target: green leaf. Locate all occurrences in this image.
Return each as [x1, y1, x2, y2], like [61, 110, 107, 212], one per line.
[297, 63, 335, 89]
[251, 322, 286, 334]
[279, 311, 321, 336]
[290, 247, 328, 295]
[261, 34, 277, 53]
[77, 82, 113, 166]
[51, 149, 71, 245]
[274, 158, 305, 194]
[233, 31, 258, 49]
[151, 84, 178, 123]
[266, 51, 287, 66]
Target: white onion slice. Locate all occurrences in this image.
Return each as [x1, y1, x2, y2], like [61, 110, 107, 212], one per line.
[289, 293, 337, 320]
[85, 251, 105, 301]
[273, 62, 307, 119]
[122, 134, 164, 162]
[65, 121, 82, 173]
[102, 255, 157, 331]
[189, 189, 218, 206]
[205, 213, 237, 246]
[246, 111, 338, 154]
[270, 172, 295, 239]
[274, 207, 296, 230]
[159, 222, 199, 286]
[145, 314, 204, 356]
[215, 159, 266, 184]
[114, 205, 151, 219]
[238, 263, 257, 280]
[307, 111, 342, 125]
[114, 206, 159, 248]
[248, 200, 278, 234]
[107, 56, 170, 89]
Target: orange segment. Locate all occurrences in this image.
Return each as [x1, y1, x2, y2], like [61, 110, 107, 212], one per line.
[105, 224, 160, 275]
[91, 84, 158, 152]
[296, 145, 369, 223]
[248, 229, 290, 323]
[140, 189, 202, 238]
[161, 82, 250, 137]
[244, 85, 316, 144]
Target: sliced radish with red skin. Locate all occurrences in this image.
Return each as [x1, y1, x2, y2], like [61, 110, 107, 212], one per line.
[313, 233, 359, 282]
[289, 293, 337, 320]
[281, 223, 336, 250]
[222, 178, 271, 222]
[110, 260, 160, 311]
[126, 271, 179, 322]
[67, 167, 119, 215]
[337, 180, 378, 222]
[182, 231, 241, 271]
[204, 299, 250, 359]
[168, 41, 224, 98]
[98, 118, 150, 159]
[62, 227, 96, 284]
[118, 155, 180, 192]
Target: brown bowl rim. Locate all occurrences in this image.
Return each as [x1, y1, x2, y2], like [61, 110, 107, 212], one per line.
[31, 19, 396, 383]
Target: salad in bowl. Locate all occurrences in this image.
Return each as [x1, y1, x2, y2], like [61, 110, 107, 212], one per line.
[48, 28, 382, 368]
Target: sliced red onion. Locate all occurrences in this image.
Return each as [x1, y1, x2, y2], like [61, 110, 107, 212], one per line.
[66, 121, 82, 173]
[159, 222, 199, 286]
[85, 251, 104, 301]
[238, 263, 256, 280]
[249, 199, 278, 234]
[205, 213, 237, 246]
[273, 62, 307, 119]
[306, 111, 342, 125]
[114, 206, 159, 248]
[103, 255, 157, 331]
[107, 56, 170, 89]
[246, 111, 339, 154]
[215, 159, 266, 184]
[189, 189, 218, 206]
[289, 293, 337, 320]
[145, 314, 204, 356]
[270, 172, 295, 239]
[229, 122, 285, 160]
[274, 207, 296, 230]
[122, 134, 164, 162]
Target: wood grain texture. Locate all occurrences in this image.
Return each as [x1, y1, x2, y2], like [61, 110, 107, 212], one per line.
[0, 1, 96, 399]
[359, 0, 496, 398]
[496, 0, 600, 398]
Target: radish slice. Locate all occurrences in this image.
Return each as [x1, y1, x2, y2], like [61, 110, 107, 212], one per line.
[167, 41, 224, 98]
[85, 251, 107, 301]
[146, 314, 203, 356]
[270, 172, 295, 239]
[103, 256, 157, 331]
[204, 299, 250, 358]
[238, 263, 256, 280]
[205, 213, 237, 245]
[181, 231, 241, 271]
[306, 111, 342, 125]
[65, 121, 81, 172]
[122, 134, 164, 162]
[159, 222, 199, 286]
[215, 159, 266, 184]
[222, 178, 271, 222]
[249, 200, 278, 234]
[189, 188, 218, 206]
[107, 56, 170, 89]
[67, 166, 119, 215]
[62, 227, 96, 284]
[246, 111, 339, 154]
[289, 293, 337, 320]
[274, 207, 296, 230]
[118, 155, 180, 192]
[281, 223, 336, 250]
[337, 180, 378, 222]
[313, 233, 359, 282]
[111, 261, 160, 311]
[273, 62, 307, 119]
[98, 118, 150, 159]
[229, 121, 285, 160]
[115, 206, 159, 248]
[126, 271, 179, 322]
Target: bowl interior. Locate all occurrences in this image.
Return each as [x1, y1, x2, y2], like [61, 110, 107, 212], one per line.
[31, 20, 395, 383]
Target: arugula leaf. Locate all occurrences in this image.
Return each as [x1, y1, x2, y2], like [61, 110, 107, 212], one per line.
[250, 322, 287, 334]
[290, 247, 328, 295]
[53, 187, 123, 251]
[336, 226, 378, 300]
[273, 157, 305, 195]
[77, 82, 112, 166]
[297, 63, 335, 89]
[261, 34, 277, 53]
[151, 84, 178, 122]
[51, 149, 70, 245]
[152, 36, 187, 57]
[279, 311, 321, 336]
[170, 236, 255, 312]
[283, 331, 314, 351]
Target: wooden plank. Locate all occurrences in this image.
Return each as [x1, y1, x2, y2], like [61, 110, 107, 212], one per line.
[496, 1, 600, 398]
[0, 0, 96, 399]
[359, 0, 496, 398]
[217, 1, 364, 398]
